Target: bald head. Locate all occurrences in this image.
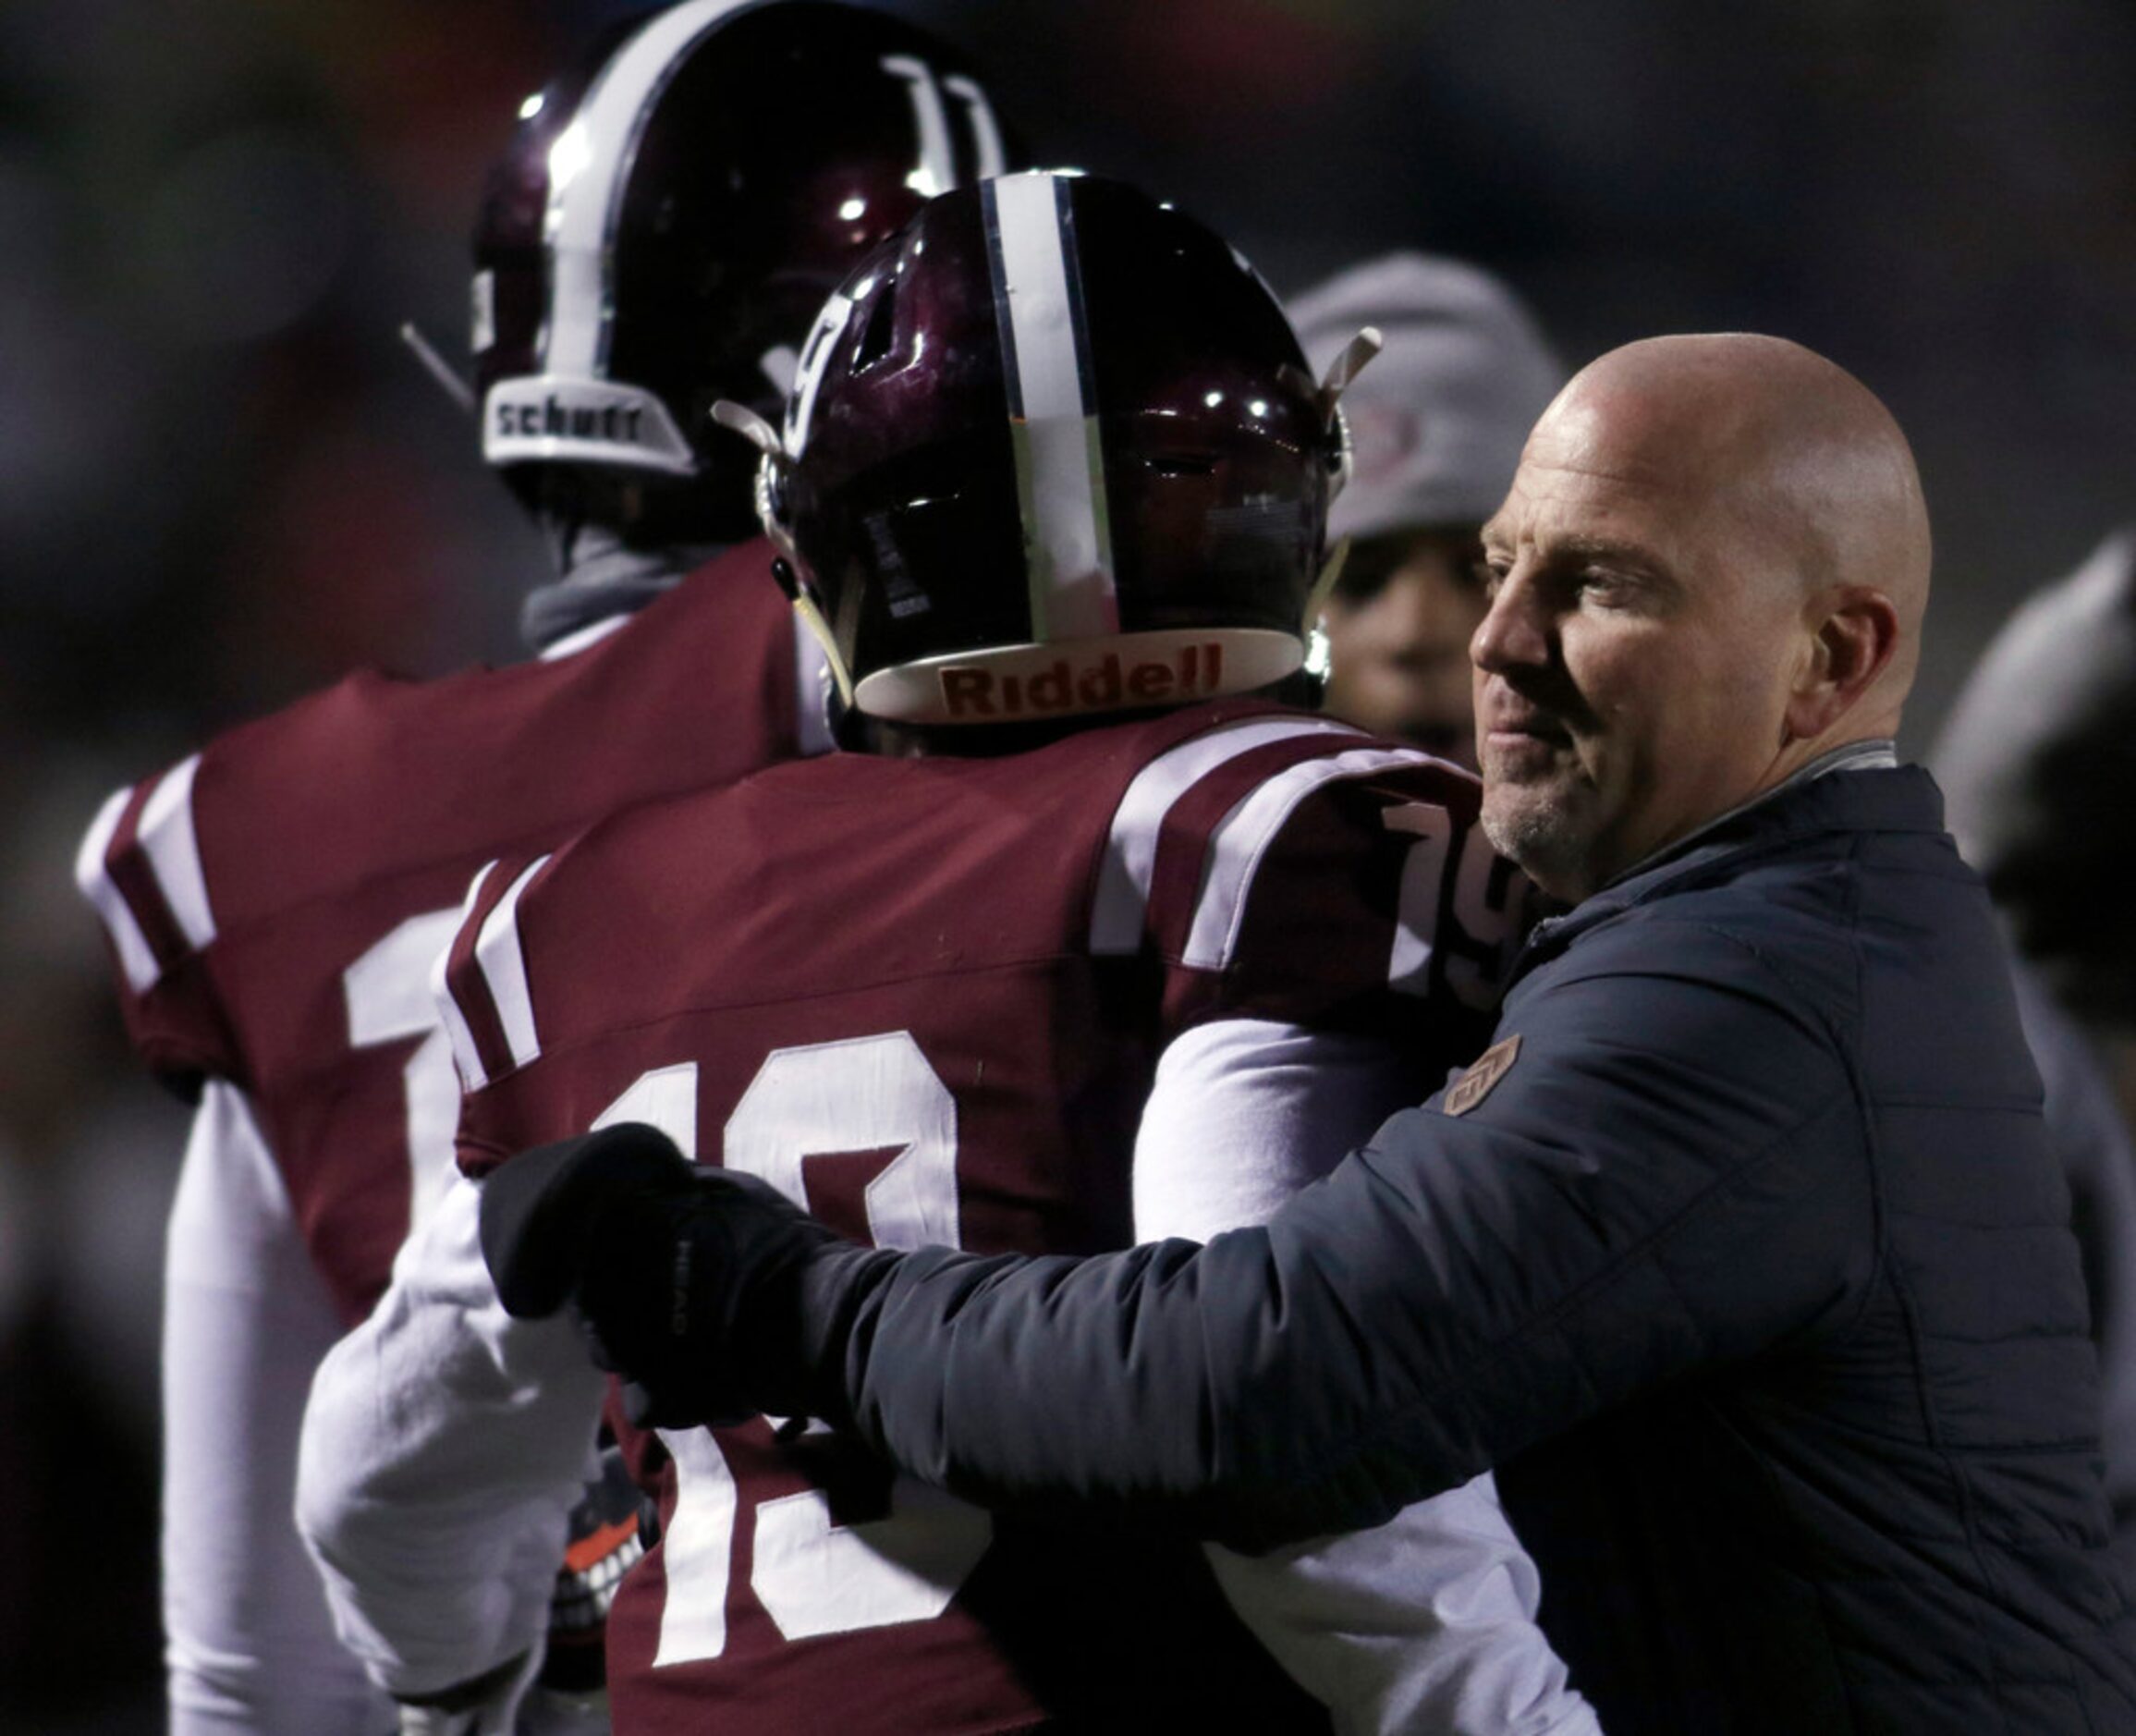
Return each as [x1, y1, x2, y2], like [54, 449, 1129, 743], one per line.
[1474, 333, 1933, 900]
[1544, 333, 1931, 717]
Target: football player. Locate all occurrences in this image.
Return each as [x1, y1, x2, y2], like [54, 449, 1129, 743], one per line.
[71, 6, 1013, 1732]
[299, 173, 1598, 1734]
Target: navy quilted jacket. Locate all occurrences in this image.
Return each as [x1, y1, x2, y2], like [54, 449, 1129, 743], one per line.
[794, 765, 2136, 1731]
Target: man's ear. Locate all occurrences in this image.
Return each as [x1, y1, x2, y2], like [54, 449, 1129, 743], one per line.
[1785, 586, 1901, 742]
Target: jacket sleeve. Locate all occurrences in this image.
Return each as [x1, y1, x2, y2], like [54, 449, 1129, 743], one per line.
[799, 919, 1877, 1551]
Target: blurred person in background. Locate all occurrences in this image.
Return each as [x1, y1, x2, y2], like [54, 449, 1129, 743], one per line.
[1934, 527, 2136, 1040]
[69, 5, 1014, 1731]
[1934, 526, 2136, 1578]
[1288, 253, 1562, 766]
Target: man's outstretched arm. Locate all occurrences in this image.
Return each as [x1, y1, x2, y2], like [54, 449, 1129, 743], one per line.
[491, 928, 1872, 1552]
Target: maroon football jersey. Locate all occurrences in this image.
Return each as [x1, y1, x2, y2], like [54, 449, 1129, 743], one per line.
[440, 700, 1526, 1736]
[76, 540, 812, 1325]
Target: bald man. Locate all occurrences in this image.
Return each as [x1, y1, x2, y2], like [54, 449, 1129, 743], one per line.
[1474, 333, 1925, 901]
[485, 336, 2136, 1732]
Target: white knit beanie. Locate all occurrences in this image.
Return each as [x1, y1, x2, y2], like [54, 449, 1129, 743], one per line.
[1288, 252, 1564, 542]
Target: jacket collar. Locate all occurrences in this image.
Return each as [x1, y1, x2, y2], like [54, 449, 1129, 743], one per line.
[1507, 758, 1946, 986]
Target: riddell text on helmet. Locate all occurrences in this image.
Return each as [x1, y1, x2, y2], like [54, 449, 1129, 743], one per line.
[938, 644, 1227, 719]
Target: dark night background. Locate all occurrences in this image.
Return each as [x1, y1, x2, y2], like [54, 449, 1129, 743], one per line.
[5, 1, 2132, 1726]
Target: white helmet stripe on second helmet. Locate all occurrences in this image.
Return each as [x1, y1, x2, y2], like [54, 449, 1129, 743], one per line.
[983, 171, 1118, 642]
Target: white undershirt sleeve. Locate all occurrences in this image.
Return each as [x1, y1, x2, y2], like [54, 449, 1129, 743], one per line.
[1131, 1017, 1424, 1241]
[1137, 1019, 1602, 1736]
[295, 1170, 610, 1703]
[163, 1080, 393, 1736]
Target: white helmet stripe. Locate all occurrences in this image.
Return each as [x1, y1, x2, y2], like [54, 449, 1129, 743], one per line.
[543, 0, 763, 378]
[983, 172, 1119, 642]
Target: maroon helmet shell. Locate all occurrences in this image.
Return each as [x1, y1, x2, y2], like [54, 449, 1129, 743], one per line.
[473, 0, 1016, 540]
[763, 171, 1342, 727]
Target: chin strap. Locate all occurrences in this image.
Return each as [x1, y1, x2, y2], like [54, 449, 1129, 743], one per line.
[1316, 324, 1383, 501]
[770, 558, 857, 710]
[712, 397, 861, 711]
[399, 322, 477, 415]
[1318, 324, 1385, 407]
[710, 396, 783, 458]
[1300, 536, 1350, 686]
[1296, 326, 1380, 680]
[710, 398, 796, 557]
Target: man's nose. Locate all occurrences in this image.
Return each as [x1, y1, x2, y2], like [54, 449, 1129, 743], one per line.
[1471, 569, 1550, 674]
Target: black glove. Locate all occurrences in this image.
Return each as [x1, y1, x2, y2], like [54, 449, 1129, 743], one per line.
[478, 1122, 843, 1429]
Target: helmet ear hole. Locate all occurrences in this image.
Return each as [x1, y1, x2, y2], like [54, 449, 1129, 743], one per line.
[755, 454, 797, 560]
[853, 285, 899, 372]
[1328, 404, 1357, 501]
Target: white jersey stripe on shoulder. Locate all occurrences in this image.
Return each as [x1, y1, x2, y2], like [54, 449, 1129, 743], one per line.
[1089, 716, 1362, 956]
[986, 173, 1118, 642]
[544, 0, 758, 377]
[434, 862, 500, 1093]
[1184, 747, 1432, 972]
[136, 753, 216, 951]
[75, 784, 159, 993]
[476, 856, 551, 1070]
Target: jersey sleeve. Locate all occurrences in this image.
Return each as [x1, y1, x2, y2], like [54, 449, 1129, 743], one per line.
[1142, 744, 1532, 1068]
[75, 758, 244, 1093]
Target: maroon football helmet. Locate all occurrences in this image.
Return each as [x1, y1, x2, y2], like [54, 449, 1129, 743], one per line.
[474, 0, 1016, 542]
[754, 171, 1349, 727]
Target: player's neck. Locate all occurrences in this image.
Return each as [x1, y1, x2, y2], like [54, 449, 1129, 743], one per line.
[853, 683, 1324, 760]
[853, 706, 1191, 760]
[520, 517, 718, 655]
